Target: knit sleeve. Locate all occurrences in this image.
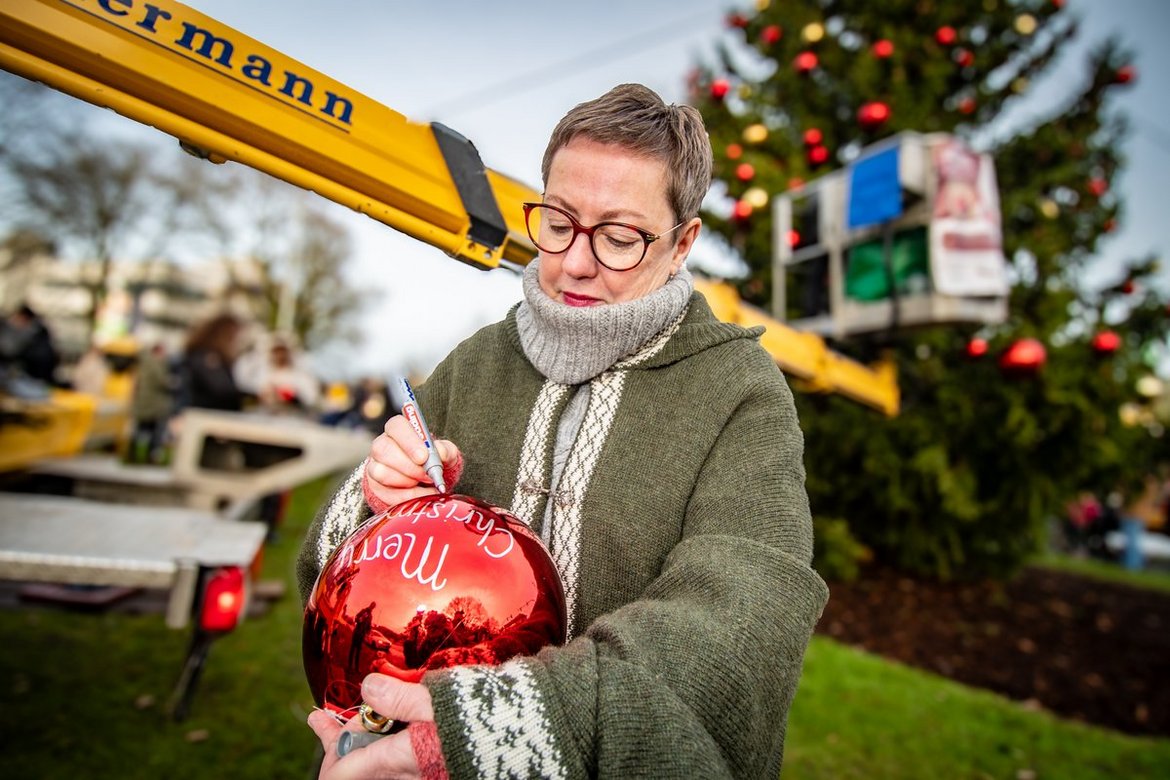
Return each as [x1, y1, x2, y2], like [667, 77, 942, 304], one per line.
[424, 367, 829, 778]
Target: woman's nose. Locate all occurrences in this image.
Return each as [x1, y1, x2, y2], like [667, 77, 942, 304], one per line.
[560, 231, 598, 276]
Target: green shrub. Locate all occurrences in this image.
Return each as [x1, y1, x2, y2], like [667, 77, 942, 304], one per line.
[812, 515, 869, 582]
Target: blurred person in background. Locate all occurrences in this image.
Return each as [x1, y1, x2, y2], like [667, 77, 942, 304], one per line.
[0, 303, 60, 385]
[178, 313, 245, 412]
[129, 342, 177, 464]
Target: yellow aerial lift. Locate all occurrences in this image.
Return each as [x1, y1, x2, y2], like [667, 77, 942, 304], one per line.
[0, 0, 900, 417]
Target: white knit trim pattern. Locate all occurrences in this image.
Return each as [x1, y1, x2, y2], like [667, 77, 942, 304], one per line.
[510, 382, 570, 526]
[550, 370, 626, 636]
[448, 659, 567, 779]
[315, 460, 369, 569]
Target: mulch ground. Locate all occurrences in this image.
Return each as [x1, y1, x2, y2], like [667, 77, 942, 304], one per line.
[817, 565, 1170, 737]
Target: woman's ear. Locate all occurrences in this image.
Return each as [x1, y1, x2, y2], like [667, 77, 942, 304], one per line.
[670, 217, 703, 273]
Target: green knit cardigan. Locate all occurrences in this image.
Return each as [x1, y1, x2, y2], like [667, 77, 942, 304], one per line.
[297, 294, 829, 778]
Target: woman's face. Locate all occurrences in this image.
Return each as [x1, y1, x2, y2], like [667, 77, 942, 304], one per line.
[538, 138, 700, 306]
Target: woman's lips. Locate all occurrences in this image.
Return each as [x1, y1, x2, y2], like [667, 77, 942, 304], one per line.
[562, 291, 603, 307]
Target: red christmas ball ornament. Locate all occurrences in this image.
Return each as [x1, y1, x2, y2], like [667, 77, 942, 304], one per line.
[787, 229, 802, 247]
[802, 128, 824, 146]
[1120, 278, 1135, 294]
[710, 79, 731, 100]
[1103, 218, 1117, 233]
[788, 177, 805, 191]
[736, 162, 756, 182]
[794, 51, 818, 73]
[958, 96, 977, 115]
[808, 144, 830, 166]
[302, 494, 567, 715]
[732, 199, 754, 221]
[761, 25, 783, 45]
[726, 13, 749, 29]
[965, 337, 989, 359]
[1113, 65, 1136, 85]
[1091, 330, 1122, 355]
[955, 48, 974, 67]
[1087, 177, 1108, 197]
[873, 39, 895, 59]
[999, 338, 1047, 376]
[1052, 0, 1065, 8]
[858, 101, 891, 129]
[725, 143, 743, 160]
[936, 26, 957, 46]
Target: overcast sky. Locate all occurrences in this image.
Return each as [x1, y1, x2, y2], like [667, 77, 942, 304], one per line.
[22, 0, 1170, 379]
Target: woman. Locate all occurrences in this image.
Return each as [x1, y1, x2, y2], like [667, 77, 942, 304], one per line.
[299, 83, 828, 779]
[179, 313, 244, 412]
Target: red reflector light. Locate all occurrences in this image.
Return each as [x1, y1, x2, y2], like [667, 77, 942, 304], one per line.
[200, 566, 245, 633]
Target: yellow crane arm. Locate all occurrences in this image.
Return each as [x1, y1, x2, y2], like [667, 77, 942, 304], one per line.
[0, 0, 898, 415]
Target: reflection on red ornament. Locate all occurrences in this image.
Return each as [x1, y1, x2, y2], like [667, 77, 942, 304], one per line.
[1113, 65, 1136, 85]
[858, 101, 891, 129]
[710, 79, 731, 100]
[999, 338, 1047, 376]
[726, 13, 749, 29]
[1087, 178, 1108, 197]
[726, 143, 743, 160]
[794, 51, 818, 73]
[302, 494, 567, 715]
[736, 163, 756, 181]
[936, 26, 957, 46]
[761, 25, 782, 45]
[808, 145, 830, 166]
[803, 128, 824, 146]
[965, 337, 989, 359]
[955, 48, 974, 67]
[788, 229, 801, 247]
[733, 200, 754, 221]
[1091, 330, 1122, 355]
[873, 39, 895, 58]
[958, 97, 977, 115]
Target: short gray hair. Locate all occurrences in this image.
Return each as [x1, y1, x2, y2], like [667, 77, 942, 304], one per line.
[541, 84, 713, 225]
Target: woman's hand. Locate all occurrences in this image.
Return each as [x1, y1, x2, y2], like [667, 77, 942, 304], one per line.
[308, 675, 435, 779]
[364, 415, 462, 510]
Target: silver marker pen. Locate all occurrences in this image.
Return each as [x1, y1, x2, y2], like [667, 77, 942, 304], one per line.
[391, 376, 448, 494]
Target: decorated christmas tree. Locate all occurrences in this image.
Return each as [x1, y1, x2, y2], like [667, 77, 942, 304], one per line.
[691, 0, 1167, 578]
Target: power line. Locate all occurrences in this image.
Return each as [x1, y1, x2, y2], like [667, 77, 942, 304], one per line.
[425, 8, 716, 119]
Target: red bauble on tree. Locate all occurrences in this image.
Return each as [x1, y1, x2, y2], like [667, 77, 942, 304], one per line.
[794, 51, 818, 73]
[958, 96, 977, 115]
[965, 337, 989, 359]
[725, 143, 743, 160]
[873, 39, 895, 59]
[302, 494, 567, 716]
[710, 79, 731, 100]
[808, 145, 830, 167]
[726, 12, 749, 30]
[802, 128, 824, 146]
[858, 101, 891, 129]
[1087, 177, 1108, 197]
[936, 26, 958, 45]
[761, 25, 782, 45]
[1113, 65, 1136, 85]
[787, 229, 802, 248]
[1091, 330, 1122, 355]
[736, 163, 756, 182]
[999, 338, 1047, 376]
[732, 199, 754, 221]
[955, 48, 974, 67]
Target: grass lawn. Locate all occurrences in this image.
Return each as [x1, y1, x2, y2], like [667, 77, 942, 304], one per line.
[2, 479, 1167, 778]
[1032, 551, 1170, 595]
